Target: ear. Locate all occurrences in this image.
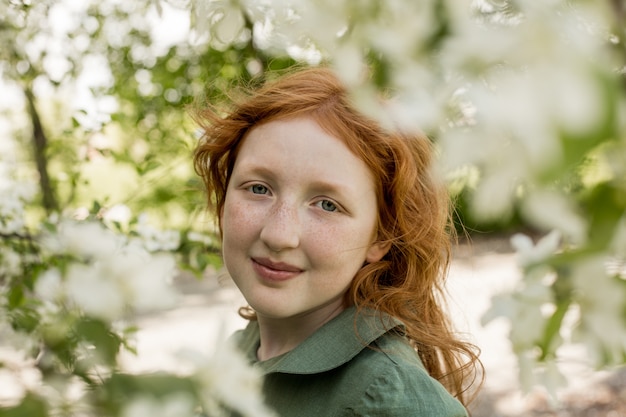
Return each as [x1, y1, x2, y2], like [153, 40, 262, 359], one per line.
[365, 240, 391, 263]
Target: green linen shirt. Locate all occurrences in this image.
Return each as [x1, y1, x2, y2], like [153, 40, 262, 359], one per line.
[232, 307, 468, 417]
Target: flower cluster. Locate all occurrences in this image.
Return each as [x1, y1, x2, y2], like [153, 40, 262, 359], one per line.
[484, 231, 626, 394]
[0, 155, 36, 236]
[0, 178, 270, 415]
[36, 219, 179, 321]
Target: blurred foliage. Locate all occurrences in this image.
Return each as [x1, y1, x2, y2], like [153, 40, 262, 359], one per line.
[2, 0, 626, 413]
[0, 1, 287, 415]
[0, 0, 295, 231]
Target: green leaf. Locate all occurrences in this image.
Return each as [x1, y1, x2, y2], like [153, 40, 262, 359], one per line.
[580, 182, 625, 251]
[7, 285, 24, 309]
[10, 304, 40, 333]
[0, 393, 48, 416]
[93, 373, 199, 415]
[75, 317, 122, 367]
[538, 297, 571, 361]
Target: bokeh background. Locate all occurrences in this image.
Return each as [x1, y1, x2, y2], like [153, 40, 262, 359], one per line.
[1, 1, 625, 415]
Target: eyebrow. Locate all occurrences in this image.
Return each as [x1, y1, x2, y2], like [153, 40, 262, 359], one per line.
[235, 161, 360, 199]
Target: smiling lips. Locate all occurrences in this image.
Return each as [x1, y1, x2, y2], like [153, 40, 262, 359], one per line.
[252, 257, 303, 282]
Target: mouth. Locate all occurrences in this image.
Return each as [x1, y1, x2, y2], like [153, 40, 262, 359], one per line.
[251, 257, 303, 281]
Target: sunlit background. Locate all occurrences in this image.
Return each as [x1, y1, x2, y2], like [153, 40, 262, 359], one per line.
[1, 0, 625, 416]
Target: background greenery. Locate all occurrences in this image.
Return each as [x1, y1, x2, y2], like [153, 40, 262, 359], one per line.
[1, 0, 625, 415]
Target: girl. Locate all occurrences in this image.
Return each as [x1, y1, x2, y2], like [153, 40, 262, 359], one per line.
[193, 67, 481, 416]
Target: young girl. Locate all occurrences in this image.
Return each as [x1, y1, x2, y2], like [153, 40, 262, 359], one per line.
[193, 67, 481, 416]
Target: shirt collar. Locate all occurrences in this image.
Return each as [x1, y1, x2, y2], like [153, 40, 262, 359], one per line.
[236, 306, 404, 375]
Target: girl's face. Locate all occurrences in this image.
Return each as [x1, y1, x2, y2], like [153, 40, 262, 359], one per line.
[221, 116, 388, 323]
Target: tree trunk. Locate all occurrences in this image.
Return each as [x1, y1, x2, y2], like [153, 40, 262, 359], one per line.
[24, 86, 58, 214]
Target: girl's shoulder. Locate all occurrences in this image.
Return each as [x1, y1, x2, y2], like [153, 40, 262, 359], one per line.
[339, 333, 468, 416]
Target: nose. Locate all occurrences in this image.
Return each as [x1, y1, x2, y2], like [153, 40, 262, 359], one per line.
[259, 201, 301, 252]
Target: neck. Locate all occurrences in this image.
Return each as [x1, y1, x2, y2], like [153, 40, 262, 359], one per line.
[256, 303, 346, 361]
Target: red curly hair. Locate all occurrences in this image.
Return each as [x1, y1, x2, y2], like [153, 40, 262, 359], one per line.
[193, 66, 482, 406]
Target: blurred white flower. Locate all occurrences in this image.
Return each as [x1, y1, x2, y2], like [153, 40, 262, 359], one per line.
[33, 218, 182, 321]
[180, 341, 276, 417]
[135, 214, 181, 252]
[0, 175, 36, 203]
[511, 230, 561, 268]
[518, 356, 567, 399]
[332, 43, 365, 87]
[65, 263, 126, 321]
[570, 255, 626, 364]
[34, 268, 64, 302]
[102, 203, 132, 225]
[46, 220, 120, 260]
[187, 231, 215, 246]
[36, 374, 94, 416]
[0, 318, 42, 404]
[122, 393, 196, 417]
[546, 65, 603, 134]
[0, 194, 25, 235]
[214, 3, 245, 45]
[0, 247, 21, 277]
[483, 289, 551, 353]
[283, 0, 345, 54]
[442, 20, 515, 74]
[0, 313, 39, 358]
[194, 0, 246, 48]
[483, 261, 555, 353]
[119, 251, 178, 313]
[540, 359, 567, 398]
[469, 169, 519, 222]
[387, 69, 443, 132]
[521, 189, 587, 244]
[364, 0, 435, 61]
[72, 206, 90, 220]
[438, 129, 485, 171]
[517, 350, 538, 393]
[575, 309, 626, 366]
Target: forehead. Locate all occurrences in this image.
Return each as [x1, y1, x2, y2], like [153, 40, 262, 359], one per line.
[234, 116, 376, 190]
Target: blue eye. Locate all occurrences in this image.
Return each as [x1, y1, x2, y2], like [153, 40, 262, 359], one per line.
[250, 184, 269, 194]
[318, 200, 337, 212]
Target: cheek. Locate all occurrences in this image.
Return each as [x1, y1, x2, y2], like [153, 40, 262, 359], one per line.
[222, 199, 258, 242]
[305, 222, 370, 266]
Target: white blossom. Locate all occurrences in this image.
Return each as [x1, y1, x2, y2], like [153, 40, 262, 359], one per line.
[469, 168, 520, 222]
[44, 220, 120, 260]
[0, 313, 39, 358]
[115, 250, 178, 313]
[34, 268, 64, 302]
[193, 0, 246, 48]
[0, 247, 21, 277]
[547, 65, 604, 134]
[102, 203, 132, 225]
[521, 189, 587, 244]
[179, 341, 276, 417]
[36, 225, 181, 321]
[570, 255, 626, 364]
[186, 231, 215, 246]
[122, 393, 196, 417]
[511, 230, 561, 268]
[0, 193, 26, 235]
[65, 263, 127, 321]
[135, 214, 181, 252]
[517, 354, 566, 398]
[482, 283, 552, 353]
[0, 316, 42, 404]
